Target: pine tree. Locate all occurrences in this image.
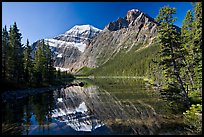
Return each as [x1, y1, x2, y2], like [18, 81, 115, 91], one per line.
[41, 39, 47, 84]
[33, 41, 43, 85]
[7, 25, 15, 81]
[2, 25, 9, 81]
[191, 2, 202, 93]
[181, 10, 194, 92]
[23, 39, 33, 85]
[8, 22, 24, 83]
[45, 42, 55, 84]
[33, 39, 55, 86]
[156, 6, 189, 107]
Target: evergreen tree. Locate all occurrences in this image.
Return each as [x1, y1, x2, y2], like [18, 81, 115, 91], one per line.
[45, 42, 55, 84]
[23, 39, 33, 85]
[41, 39, 47, 84]
[180, 2, 202, 94]
[8, 22, 24, 83]
[2, 22, 64, 89]
[7, 25, 14, 81]
[156, 6, 189, 107]
[181, 10, 194, 92]
[33, 41, 44, 85]
[191, 2, 202, 93]
[2, 25, 9, 81]
[33, 39, 56, 86]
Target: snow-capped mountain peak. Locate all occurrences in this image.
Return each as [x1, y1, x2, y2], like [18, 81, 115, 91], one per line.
[32, 24, 101, 70]
[130, 9, 139, 12]
[66, 24, 101, 34]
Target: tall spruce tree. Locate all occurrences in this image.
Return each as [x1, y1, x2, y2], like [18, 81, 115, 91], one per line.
[8, 22, 24, 83]
[23, 39, 33, 85]
[7, 25, 15, 81]
[181, 10, 194, 92]
[156, 6, 189, 107]
[2, 25, 9, 81]
[45, 42, 55, 84]
[41, 39, 47, 84]
[33, 39, 55, 86]
[33, 41, 43, 85]
[192, 2, 202, 93]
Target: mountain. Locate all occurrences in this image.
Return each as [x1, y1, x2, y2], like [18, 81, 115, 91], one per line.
[71, 9, 159, 74]
[32, 25, 101, 71]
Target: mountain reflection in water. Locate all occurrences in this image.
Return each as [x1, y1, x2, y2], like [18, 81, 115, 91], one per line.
[52, 86, 105, 132]
[2, 78, 186, 135]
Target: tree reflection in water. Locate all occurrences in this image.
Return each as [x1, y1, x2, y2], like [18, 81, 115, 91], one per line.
[2, 78, 187, 135]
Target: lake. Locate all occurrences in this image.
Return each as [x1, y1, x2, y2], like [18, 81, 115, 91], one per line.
[2, 78, 188, 135]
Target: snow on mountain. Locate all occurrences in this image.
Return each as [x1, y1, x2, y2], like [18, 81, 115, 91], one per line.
[45, 38, 86, 52]
[65, 25, 101, 38]
[70, 9, 159, 71]
[73, 43, 86, 52]
[52, 24, 102, 50]
[32, 24, 101, 70]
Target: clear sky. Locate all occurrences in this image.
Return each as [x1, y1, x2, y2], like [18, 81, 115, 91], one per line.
[2, 2, 193, 44]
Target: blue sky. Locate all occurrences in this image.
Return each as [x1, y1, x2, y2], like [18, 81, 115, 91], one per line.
[2, 2, 193, 44]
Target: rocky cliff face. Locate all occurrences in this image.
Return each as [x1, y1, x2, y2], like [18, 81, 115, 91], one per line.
[32, 25, 101, 70]
[71, 9, 159, 72]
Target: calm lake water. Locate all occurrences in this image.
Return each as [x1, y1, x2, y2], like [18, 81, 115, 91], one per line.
[2, 78, 188, 135]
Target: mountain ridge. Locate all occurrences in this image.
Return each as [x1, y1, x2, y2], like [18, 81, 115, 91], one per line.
[31, 24, 101, 70]
[70, 8, 159, 72]
[32, 8, 180, 73]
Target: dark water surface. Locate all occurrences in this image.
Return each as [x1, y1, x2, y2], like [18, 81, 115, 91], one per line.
[2, 78, 187, 135]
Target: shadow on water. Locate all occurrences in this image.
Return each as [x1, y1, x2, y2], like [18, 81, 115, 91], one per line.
[2, 78, 190, 135]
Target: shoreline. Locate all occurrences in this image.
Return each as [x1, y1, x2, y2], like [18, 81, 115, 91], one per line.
[1, 80, 85, 103]
[1, 85, 65, 103]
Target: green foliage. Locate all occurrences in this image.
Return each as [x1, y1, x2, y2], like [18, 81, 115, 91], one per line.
[33, 41, 44, 85]
[154, 4, 202, 134]
[2, 22, 75, 91]
[183, 104, 202, 134]
[180, 10, 195, 93]
[180, 2, 202, 95]
[92, 42, 160, 78]
[33, 39, 57, 86]
[23, 39, 33, 85]
[6, 22, 24, 83]
[45, 41, 55, 84]
[188, 91, 202, 104]
[13, 22, 24, 83]
[191, 2, 202, 93]
[181, 2, 202, 107]
[76, 66, 94, 76]
[2, 25, 9, 81]
[160, 85, 187, 113]
[156, 6, 190, 108]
